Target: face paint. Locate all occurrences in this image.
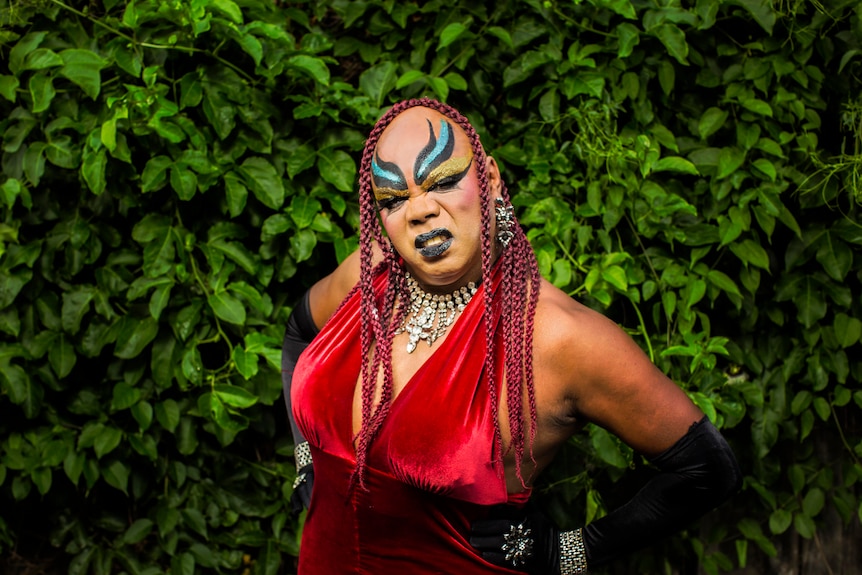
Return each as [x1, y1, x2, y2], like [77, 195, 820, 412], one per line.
[421, 156, 473, 192]
[373, 118, 473, 211]
[414, 119, 455, 185]
[372, 152, 407, 190]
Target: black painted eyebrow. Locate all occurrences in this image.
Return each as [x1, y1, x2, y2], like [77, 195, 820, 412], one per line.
[372, 152, 407, 190]
[414, 119, 455, 186]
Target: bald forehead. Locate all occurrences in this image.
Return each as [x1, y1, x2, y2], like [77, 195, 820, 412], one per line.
[375, 107, 471, 159]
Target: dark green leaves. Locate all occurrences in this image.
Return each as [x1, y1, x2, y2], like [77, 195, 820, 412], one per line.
[59, 50, 109, 100]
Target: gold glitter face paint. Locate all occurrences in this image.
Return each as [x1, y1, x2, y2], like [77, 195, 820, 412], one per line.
[420, 155, 473, 192]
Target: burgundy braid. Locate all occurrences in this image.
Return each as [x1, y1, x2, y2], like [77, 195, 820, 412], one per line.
[352, 98, 541, 489]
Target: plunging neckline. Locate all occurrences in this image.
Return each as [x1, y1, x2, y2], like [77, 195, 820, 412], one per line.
[349, 287, 484, 442]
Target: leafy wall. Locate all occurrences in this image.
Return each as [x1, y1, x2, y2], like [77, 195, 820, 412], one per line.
[0, 0, 860, 573]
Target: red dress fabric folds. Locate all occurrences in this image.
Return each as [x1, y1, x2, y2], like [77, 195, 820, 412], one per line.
[292, 270, 528, 574]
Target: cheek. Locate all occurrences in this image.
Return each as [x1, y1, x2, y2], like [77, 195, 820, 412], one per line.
[379, 213, 401, 241]
[451, 184, 482, 216]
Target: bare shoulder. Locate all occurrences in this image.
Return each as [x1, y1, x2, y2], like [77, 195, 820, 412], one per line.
[532, 279, 702, 455]
[532, 280, 624, 365]
[307, 243, 385, 328]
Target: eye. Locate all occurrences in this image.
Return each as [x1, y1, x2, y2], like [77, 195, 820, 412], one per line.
[428, 175, 462, 192]
[378, 196, 405, 211]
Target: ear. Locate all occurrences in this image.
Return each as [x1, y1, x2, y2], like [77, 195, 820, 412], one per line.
[484, 155, 503, 199]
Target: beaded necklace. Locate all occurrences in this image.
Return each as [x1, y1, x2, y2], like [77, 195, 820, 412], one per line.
[395, 273, 478, 353]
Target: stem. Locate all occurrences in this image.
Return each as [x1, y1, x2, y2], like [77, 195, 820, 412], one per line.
[831, 404, 862, 466]
[49, 0, 256, 83]
[630, 298, 655, 363]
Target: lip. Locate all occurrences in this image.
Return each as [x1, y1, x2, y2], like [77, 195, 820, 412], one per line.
[415, 228, 453, 258]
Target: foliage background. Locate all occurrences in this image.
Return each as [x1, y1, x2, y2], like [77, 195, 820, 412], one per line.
[1, 0, 860, 573]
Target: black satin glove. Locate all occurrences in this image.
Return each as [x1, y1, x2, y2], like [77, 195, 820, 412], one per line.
[290, 463, 314, 516]
[282, 292, 319, 517]
[470, 501, 561, 575]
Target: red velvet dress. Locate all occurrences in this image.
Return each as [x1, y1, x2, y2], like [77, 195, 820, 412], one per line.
[292, 270, 529, 574]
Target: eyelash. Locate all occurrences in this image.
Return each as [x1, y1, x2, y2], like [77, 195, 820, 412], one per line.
[377, 176, 463, 210]
[428, 175, 461, 191]
[378, 197, 405, 211]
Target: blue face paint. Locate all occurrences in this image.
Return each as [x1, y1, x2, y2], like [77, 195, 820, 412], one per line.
[372, 152, 407, 190]
[414, 119, 455, 185]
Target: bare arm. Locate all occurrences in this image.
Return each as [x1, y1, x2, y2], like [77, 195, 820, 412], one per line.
[306, 243, 385, 330]
[470, 284, 740, 572]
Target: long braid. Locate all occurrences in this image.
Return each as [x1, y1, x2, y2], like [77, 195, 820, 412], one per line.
[352, 98, 541, 489]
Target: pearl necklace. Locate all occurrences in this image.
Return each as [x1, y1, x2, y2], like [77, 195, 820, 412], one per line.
[395, 273, 478, 353]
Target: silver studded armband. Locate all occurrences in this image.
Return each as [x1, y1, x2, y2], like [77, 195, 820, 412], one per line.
[292, 441, 313, 489]
[559, 529, 588, 574]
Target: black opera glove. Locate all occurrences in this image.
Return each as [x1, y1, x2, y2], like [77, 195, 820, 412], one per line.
[290, 441, 314, 515]
[282, 291, 319, 516]
[469, 502, 589, 574]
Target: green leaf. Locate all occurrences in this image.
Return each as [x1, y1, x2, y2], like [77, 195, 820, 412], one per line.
[591, 426, 628, 468]
[834, 313, 862, 348]
[208, 291, 246, 325]
[213, 384, 258, 408]
[740, 98, 773, 117]
[81, 148, 107, 195]
[149, 283, 172, 320]
[793, 512, 815, 539]
[210, 0, 243, 23]
[141, 156, 172, 192]
[698, 107, 728, 140]
[123, 518, 154, 544]
[59, 49, 108, 99]
[29, 72, 56, 113]
[255, 540, 280, 575]
[439, 22, 468, 49]
[289, 228, 317, 263]
[359, 61, 397, 107]
[131, 401, 153, 431]
[601, 266, 628, 291]
[111, 382, 142, 411]
[170, 166, 198, 200]
[62, 287, 95, 334]
[232, 346, 259, 379]
[813, 397, 830, 421]
[182, 508, 209, 539]
[224, 172, 248, 217]
[156, 399, 181, 433]
[706, 270, 741, 296]
[0, 75, 19, 102]
[172, 553, 195, 575]
[289, 195, 323, 229]
[729, 239, 770, 270]
[752, 158, 776, 181]
[652, 156, 699, 175]
[769, 509, 792, 534]
[10, 32, 48, 75]
[731, 0, 776, 34]
[22, 48, 63, 71]
[286, 55, 330, 86]
[816, 235, 852, 281]
[317, 150, 356, 193]
[802, 488, 825, 518]
[616, 23, 640, 58]
[395, 69, 424, 89]
[716, 147, 745, 179]
[49, 333, 76, 378]
[114, 317, 159, 359]
[101, 459, 130, 494]
[93, 426, 123, 458]
[655, 24, 688, 65]
[238, 157, 284, 210]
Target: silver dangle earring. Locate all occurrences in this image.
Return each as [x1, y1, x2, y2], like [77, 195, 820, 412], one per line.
[495, 198, 515, 248]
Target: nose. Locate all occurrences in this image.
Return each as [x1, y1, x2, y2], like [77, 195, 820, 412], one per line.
[404, 191, 440, 224]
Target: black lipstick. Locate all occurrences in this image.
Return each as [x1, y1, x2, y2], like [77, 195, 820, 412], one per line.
[415, 228, 453, 258]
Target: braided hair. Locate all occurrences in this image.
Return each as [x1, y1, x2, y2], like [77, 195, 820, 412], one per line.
[352, 98, 541, 490]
